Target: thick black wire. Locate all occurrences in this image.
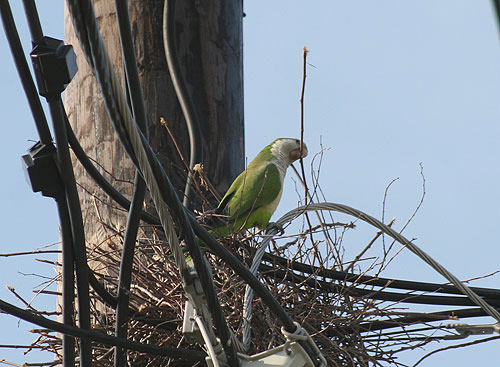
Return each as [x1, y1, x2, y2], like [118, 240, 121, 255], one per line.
[66, 105, 321, 356]
[55, 197, 77, 367]
[0, 0, 52, 144]
[0, 298, 207, 361]
[7, 1, 88, 364]
[493, 0, 500, 34]
[260, 264, 500, 307]
[263, 252, 500, 299]
[113, 1, 150, 365]
[359, 307, 493, 333]
[65, 1, 241, 365]
[2, 0, 309, 363]
[66, 0, 140, 170]
[4, 2, 76, 365]
[65, 115, 160, 225]
[48, 97, 92, 366]
[21, 0, 44, 45]
[65, 131, 500, 320]
[114, 173, 146, 366]
[163, 0, 203, 211]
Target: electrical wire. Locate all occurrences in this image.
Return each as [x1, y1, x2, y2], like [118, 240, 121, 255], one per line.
[0, 297, 207, 361]
[65, 1, 241, 365]
[1, 3, 76, 365]
[493, 0, 500, 36]
[9, 0, 93, 362]
[21, 0, 44, 45]
[262, 251, 500, 299]
[0, 0, 52, 145]
[359, 307, 491, 333]
[113, 1, 150, 365]
[259, 263, 500, 307]
[163, 0, 203, 210]
[242, 202, 500, 349]
[55, 197, 76, 367]
[65, 116, 160, 226]
[66, 104, 324, 362]
[48, 97, 92, 366]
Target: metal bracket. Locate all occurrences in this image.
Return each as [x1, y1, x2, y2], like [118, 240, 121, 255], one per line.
[444, 322, 500, 339]
[206, 342, 315, 367]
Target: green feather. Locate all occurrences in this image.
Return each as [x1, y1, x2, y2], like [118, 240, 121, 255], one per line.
[213, 138, 307, 237]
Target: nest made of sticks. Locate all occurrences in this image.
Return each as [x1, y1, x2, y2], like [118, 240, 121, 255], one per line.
[5, 158, 498, 367]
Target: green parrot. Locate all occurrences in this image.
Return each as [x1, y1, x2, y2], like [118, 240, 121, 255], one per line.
[213, 138, 308, 236]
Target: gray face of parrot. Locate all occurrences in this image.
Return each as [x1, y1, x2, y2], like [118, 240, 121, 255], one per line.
[289, 140, 308, 162]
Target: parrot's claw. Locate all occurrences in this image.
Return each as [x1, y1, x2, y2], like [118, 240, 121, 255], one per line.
[266, 222, 284, 235]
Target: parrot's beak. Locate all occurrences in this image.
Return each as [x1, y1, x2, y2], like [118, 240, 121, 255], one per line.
[290, 143, 308, 161]
[300, 143, 308, 159]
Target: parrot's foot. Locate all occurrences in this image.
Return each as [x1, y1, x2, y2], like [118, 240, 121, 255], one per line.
[266, 222, 284, 235]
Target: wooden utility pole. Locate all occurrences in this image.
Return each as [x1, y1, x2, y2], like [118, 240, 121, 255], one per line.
[64, 1, 244, 247]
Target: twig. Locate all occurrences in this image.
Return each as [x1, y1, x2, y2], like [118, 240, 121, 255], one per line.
[159, 116, 205, 201]
[0, 250, 60, 257]
[193, 163, 221, 202]
[412, 335, 500, 366]
[345, 217, 395, 273]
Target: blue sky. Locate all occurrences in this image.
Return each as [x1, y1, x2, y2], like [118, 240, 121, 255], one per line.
[1, 1, 500, 366]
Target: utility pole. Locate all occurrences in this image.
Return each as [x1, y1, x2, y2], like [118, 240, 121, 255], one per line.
[64, 0, 244, 247]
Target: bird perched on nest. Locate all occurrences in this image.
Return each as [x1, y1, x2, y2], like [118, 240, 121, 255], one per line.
[213, 138, 308, 236]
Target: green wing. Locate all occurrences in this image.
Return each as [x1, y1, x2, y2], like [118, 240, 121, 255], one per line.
[216, 162, 282, 228]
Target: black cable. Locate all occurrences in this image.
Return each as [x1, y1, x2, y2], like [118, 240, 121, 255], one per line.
[163, 0, 203, 210]
[67, 105, 319, 362]
[21, 0, 44, 45]
[0, 0, 52, 144]
[65, 115, 160, 226]
[3, 0, 311, 364]
[0, 297, 207, 361]
[48, 97, 92, 366]
[113, 2, 151, 365]
[259, 263, 500, 307]
[262, 252, 500, 299]
[55, 197, 76, 367]
[187, 216, 324, 363]
[358, 307, 493, 333]
[2, 2, 76, 365]
[66, 1, 240, 364]
[66, 0, 140, 170]
[114, 173, 146, 367]
[493, 1, 500, 35]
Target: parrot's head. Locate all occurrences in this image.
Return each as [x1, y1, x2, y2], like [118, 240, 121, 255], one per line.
[271, 138, 308, 166]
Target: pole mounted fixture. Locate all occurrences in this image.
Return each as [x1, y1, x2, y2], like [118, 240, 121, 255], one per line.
[30, 36, 77, 98]
[22, 141, 62, 198]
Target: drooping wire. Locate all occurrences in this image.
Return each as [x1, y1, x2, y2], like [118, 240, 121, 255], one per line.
[65, 115, 160, 225]
[65, 1, 241, 365]
[113, 1, 150, 365]
[260, 263, 500, 307]
[1, 1, 89, 365]
[48, 97, 93, 367]
[163, 0, 203, 210]
[262, 252, 500, 298]
[0, 297, 207, 361]
[359, 307, 492, 334]
[54, 196, 76, 366]
[65, 2, 325, 363]
[2, 0, 323, 365]
[0, 0, 52, 145]
[243, 202, 500, 347]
